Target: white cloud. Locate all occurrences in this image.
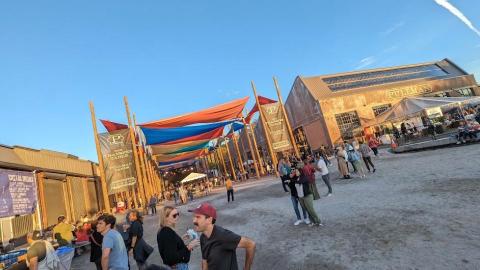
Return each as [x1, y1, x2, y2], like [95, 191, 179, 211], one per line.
[356, 56, 376, 69]
[434, 0, 480, 37]
[381, 22, 405, 36]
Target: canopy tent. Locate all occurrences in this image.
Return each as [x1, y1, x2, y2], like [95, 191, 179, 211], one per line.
[160, 127, 225, 145]
[159, 159, 198, 168]
[100, 119, 128, 132]
[141, 120, 234, 145]
[245, 96, 277, 123]
[139, 97, 249, 128]
[150, 139, 211, 155]
[180, 172, 207, 184]
[365, 96, 480, 126]
[154, 149, 206, 162]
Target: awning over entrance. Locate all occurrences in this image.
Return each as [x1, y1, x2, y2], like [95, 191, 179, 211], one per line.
[365, 96, 480, 126]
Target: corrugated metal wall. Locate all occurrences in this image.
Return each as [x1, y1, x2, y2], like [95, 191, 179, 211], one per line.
[69, 177, 87, 222]
[44, 179, 67, 227]
[87, 181, 99, 214]
[13, 148, 94, 176]
[12, 215, 33, 238]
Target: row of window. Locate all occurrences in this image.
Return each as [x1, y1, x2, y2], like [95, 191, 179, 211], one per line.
[323, 64, 447, 85]
[328, 68, 448, 91]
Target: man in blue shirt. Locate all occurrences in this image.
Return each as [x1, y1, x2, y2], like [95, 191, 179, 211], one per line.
[96, 214, 129, 270]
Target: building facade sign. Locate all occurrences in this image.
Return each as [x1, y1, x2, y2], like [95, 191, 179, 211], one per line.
[387, 84, 433, 99]
[98, 129, 137, 194]
[0, 169, 37, 218]
[260, 103, 292, 152]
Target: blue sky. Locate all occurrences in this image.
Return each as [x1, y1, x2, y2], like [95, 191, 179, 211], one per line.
[1, 0, 479, 161]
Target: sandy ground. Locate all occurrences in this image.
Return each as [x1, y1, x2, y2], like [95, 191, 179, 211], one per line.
[73, 144, 480, 270]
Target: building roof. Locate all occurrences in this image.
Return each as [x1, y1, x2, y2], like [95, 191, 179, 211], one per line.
[0, 144, 98, 177]
[297, 58, 474, 100]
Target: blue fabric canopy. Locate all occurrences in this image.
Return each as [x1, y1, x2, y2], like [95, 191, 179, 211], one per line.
[141, 121, 233, 145]
[232, 122, 244, 132]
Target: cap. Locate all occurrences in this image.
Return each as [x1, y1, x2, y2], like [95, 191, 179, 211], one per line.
[188, 202, 217, 219]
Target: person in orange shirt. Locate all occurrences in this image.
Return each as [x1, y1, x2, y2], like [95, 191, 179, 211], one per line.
[225, 178, 234, 203]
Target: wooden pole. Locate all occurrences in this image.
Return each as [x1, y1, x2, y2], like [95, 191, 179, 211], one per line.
[36, 172, 48, 228]
[133, 114, 152, 200]
[232, 133, 245, 175]
[123, 96, 147, 208]
[251, 81, 279, 177]
[88, 101, 111, 213]
[217, 147, 228, 177]
[273, 76, 301, 158]
[248, 119, 266, 175]
[224, 138, 236, 180]
[241, 116, 260, 179]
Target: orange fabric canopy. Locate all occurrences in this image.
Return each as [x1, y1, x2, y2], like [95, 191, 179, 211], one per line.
[139, 97, 249, 128]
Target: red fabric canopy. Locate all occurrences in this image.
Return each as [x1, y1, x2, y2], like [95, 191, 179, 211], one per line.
[100, 119, 128, 132]
[245, 96, 277, 123]
[139, 97, 249, 128]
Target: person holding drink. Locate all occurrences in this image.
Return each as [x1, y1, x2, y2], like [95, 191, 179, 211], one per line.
[157, 206, 199, 270]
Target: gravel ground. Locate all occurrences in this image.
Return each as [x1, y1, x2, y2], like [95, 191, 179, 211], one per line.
[73, 144, 480, 270]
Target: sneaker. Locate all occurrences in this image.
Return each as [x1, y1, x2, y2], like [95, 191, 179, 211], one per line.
[373, 168, 376, 173]
[326, 193, 332, 197]
[317, 223, 325, 227]
[304, 218, 311, 225]
[294, 220, 303, 226]
[308, 222, 315, 227]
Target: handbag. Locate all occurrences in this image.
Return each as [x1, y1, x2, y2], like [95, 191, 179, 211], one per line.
[133, 238, 154, 263]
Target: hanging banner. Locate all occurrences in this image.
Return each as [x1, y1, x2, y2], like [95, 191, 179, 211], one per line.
[0, 169, 37, 218]
[260, 103, 292, 152]
[98, 129, 137, 194]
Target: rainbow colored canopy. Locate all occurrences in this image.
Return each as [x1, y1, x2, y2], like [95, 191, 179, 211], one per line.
[155, 149, 206, 162]
[141, 121, 233, 145]
[150, 139, 211, 155]
[151, 140, 211, 155]
[160, 127, 224, 145]
[139, 97, 249, 128]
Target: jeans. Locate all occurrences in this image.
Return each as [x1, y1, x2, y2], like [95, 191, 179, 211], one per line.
[299, 194, 321, 224]
[371, 147, 378, 156]
[150, 205, 157, 215]
[176, 263, 189, 270]
[227, 189, 234, 202]
[321, 174, 332, 194]
[280, 176, 289, 192]
[362, 157, 375, 171]
[290, 196, 307, 220]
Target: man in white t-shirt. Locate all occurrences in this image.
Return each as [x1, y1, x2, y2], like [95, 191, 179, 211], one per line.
[316, 155, 332, 196]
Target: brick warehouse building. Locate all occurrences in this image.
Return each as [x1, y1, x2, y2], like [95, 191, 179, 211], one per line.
[284, 58, 480, 151]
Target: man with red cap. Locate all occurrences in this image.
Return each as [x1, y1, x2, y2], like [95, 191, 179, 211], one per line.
[189, 202, 256, 270]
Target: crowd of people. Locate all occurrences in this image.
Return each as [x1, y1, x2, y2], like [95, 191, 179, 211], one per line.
[277, 137, 380, 227]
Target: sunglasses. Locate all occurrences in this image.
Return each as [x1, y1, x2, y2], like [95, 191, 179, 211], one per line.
[171, 213, 179, 218]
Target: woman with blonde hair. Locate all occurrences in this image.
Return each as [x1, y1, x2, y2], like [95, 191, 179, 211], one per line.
[157, 206, 199, 270]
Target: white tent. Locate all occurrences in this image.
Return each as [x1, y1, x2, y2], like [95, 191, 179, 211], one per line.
[365, 96, 480, 126]
[180, 172, 207, 184]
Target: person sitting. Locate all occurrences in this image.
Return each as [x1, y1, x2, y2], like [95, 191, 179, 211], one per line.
[27, 231, 60, 270]
[52, 215, 75, 246]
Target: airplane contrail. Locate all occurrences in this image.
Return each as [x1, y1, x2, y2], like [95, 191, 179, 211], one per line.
[434, 0, 480, 37]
